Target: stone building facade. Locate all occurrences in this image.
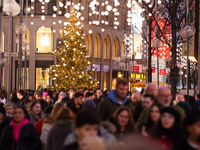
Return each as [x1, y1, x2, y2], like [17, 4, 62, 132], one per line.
[2, 0, 146, 91]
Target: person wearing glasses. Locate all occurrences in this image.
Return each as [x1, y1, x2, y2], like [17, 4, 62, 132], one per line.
[0, 106, 41, 150]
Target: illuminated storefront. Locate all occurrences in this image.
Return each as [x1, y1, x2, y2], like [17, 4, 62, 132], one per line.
[36, 27, 53, 53]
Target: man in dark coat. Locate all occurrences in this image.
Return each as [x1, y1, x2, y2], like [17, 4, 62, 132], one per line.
[16, 90, 26, 108]
[97, 79, 134, 121]
[171, 110, 200, 150]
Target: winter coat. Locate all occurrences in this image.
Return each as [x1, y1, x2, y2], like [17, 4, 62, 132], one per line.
[46, 119, 73, 150]
[97, 90, 134, 121]
[0, 117, 11, 138]
[18, 97, 26, 108]
[0, 122, 41, 150]
[40, 100, 48, 111]
[40, 117, 54, 147]
[35, 118, 44, 134]
[171, 139, 198, 150]
[63, 124, 118, 150]
[136, 105, 186, 129]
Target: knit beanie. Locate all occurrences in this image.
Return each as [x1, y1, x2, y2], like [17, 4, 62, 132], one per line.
[161, 107, 180, 123]
[177, 102, 191, 114]
[82, 100, 96, 112]
[0, 106, 6, 116]
[27, 93, 34, 99]
[43, 92, 48, 98]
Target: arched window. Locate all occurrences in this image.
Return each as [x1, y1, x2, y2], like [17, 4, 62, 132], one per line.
[36, 27, 53, 53]
[121, 41, 125, 56]
[112, 37, 120, 60]
[94, 34, 101, 58]
[103, 36, 110, 59]
[86, 33, 92, 57]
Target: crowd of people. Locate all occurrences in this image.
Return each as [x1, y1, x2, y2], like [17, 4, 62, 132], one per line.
[0, 79, 200, 150]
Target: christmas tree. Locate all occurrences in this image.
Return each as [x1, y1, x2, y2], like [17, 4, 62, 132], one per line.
[50, 7, 97, 90]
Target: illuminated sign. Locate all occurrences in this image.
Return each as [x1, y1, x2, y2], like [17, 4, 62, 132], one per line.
[131, 73, 146, 79]
[131, 66, 139, 72]
[152, 67, 156, 73]
[160, 69, 166, 75]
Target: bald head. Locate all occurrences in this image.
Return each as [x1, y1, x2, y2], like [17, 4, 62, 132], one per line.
[157, 87, 171, 107]
[131, 91, 141, 105]
[144, 83, 158, 97]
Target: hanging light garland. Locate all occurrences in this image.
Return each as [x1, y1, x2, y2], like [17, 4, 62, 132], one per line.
[30, 0, 35, 25]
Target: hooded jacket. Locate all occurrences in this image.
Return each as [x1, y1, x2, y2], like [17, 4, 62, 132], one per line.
[97, 90, 134, 121]
[63, 124, 118, 150]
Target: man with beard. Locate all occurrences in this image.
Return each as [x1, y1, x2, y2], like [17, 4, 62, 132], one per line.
[172, 110, 200, 150]
[97, 79, 133, 121]
[65, 92, 84, 114]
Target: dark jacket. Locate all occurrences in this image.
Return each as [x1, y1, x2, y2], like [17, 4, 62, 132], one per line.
[66, 94, 74, 102]
[97, 90, 134, 121]
[46, 119, 73, 150]
[62, 142, 79, 150]
[0, 123, 41, 150]
[18, 97, 26, 108]
[133, 100, 143, 122]
[40, 99, 48, 111]
[171, 139, 197, 150]
[0, 117, 11, 138]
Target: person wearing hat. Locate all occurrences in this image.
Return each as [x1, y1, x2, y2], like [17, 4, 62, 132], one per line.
[36, 91, 48, 111]
[25, 92, 35, 110]
[0, 106, 11, 138]
[0, 106, 41, 150]
[55, 92, 67, 104]
[172, 110, 200, 150]
[151, 107, 186, 150]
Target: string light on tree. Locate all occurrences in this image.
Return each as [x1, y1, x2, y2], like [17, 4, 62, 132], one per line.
[49, 7, 97, 90]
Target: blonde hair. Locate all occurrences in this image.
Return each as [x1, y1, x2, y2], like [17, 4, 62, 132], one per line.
[79, 136, 106, 150]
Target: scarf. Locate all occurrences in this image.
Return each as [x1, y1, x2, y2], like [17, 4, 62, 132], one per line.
[10, 118, 29, 143]
[29, 110, 44, 125]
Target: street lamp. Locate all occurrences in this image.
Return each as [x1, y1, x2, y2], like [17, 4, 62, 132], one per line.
[179, 0, 196, 95]
[3, 0, 20, 101]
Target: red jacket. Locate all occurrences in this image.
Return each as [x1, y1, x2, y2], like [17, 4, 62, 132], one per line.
[34, 118, 44, 134]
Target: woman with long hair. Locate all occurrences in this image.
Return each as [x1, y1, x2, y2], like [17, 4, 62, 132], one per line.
[28, 100, 44, 124]
[111, 106, 135, 138]
[0, 106, 41, 150]
[40, 102, 65, 147]
[44, 95, 54, 106]
[141, 103, 163, 137]
[46, 107, 74, 150]
[151, 107, 186, 149]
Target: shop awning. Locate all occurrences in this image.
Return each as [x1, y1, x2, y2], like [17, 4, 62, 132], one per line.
[134, 80, 146, 88]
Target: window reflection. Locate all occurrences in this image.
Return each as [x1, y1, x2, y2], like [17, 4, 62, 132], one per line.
[36, 68, 51, 89]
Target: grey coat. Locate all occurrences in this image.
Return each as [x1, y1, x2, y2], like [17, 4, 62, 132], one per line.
[46, 119, 73, 150]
